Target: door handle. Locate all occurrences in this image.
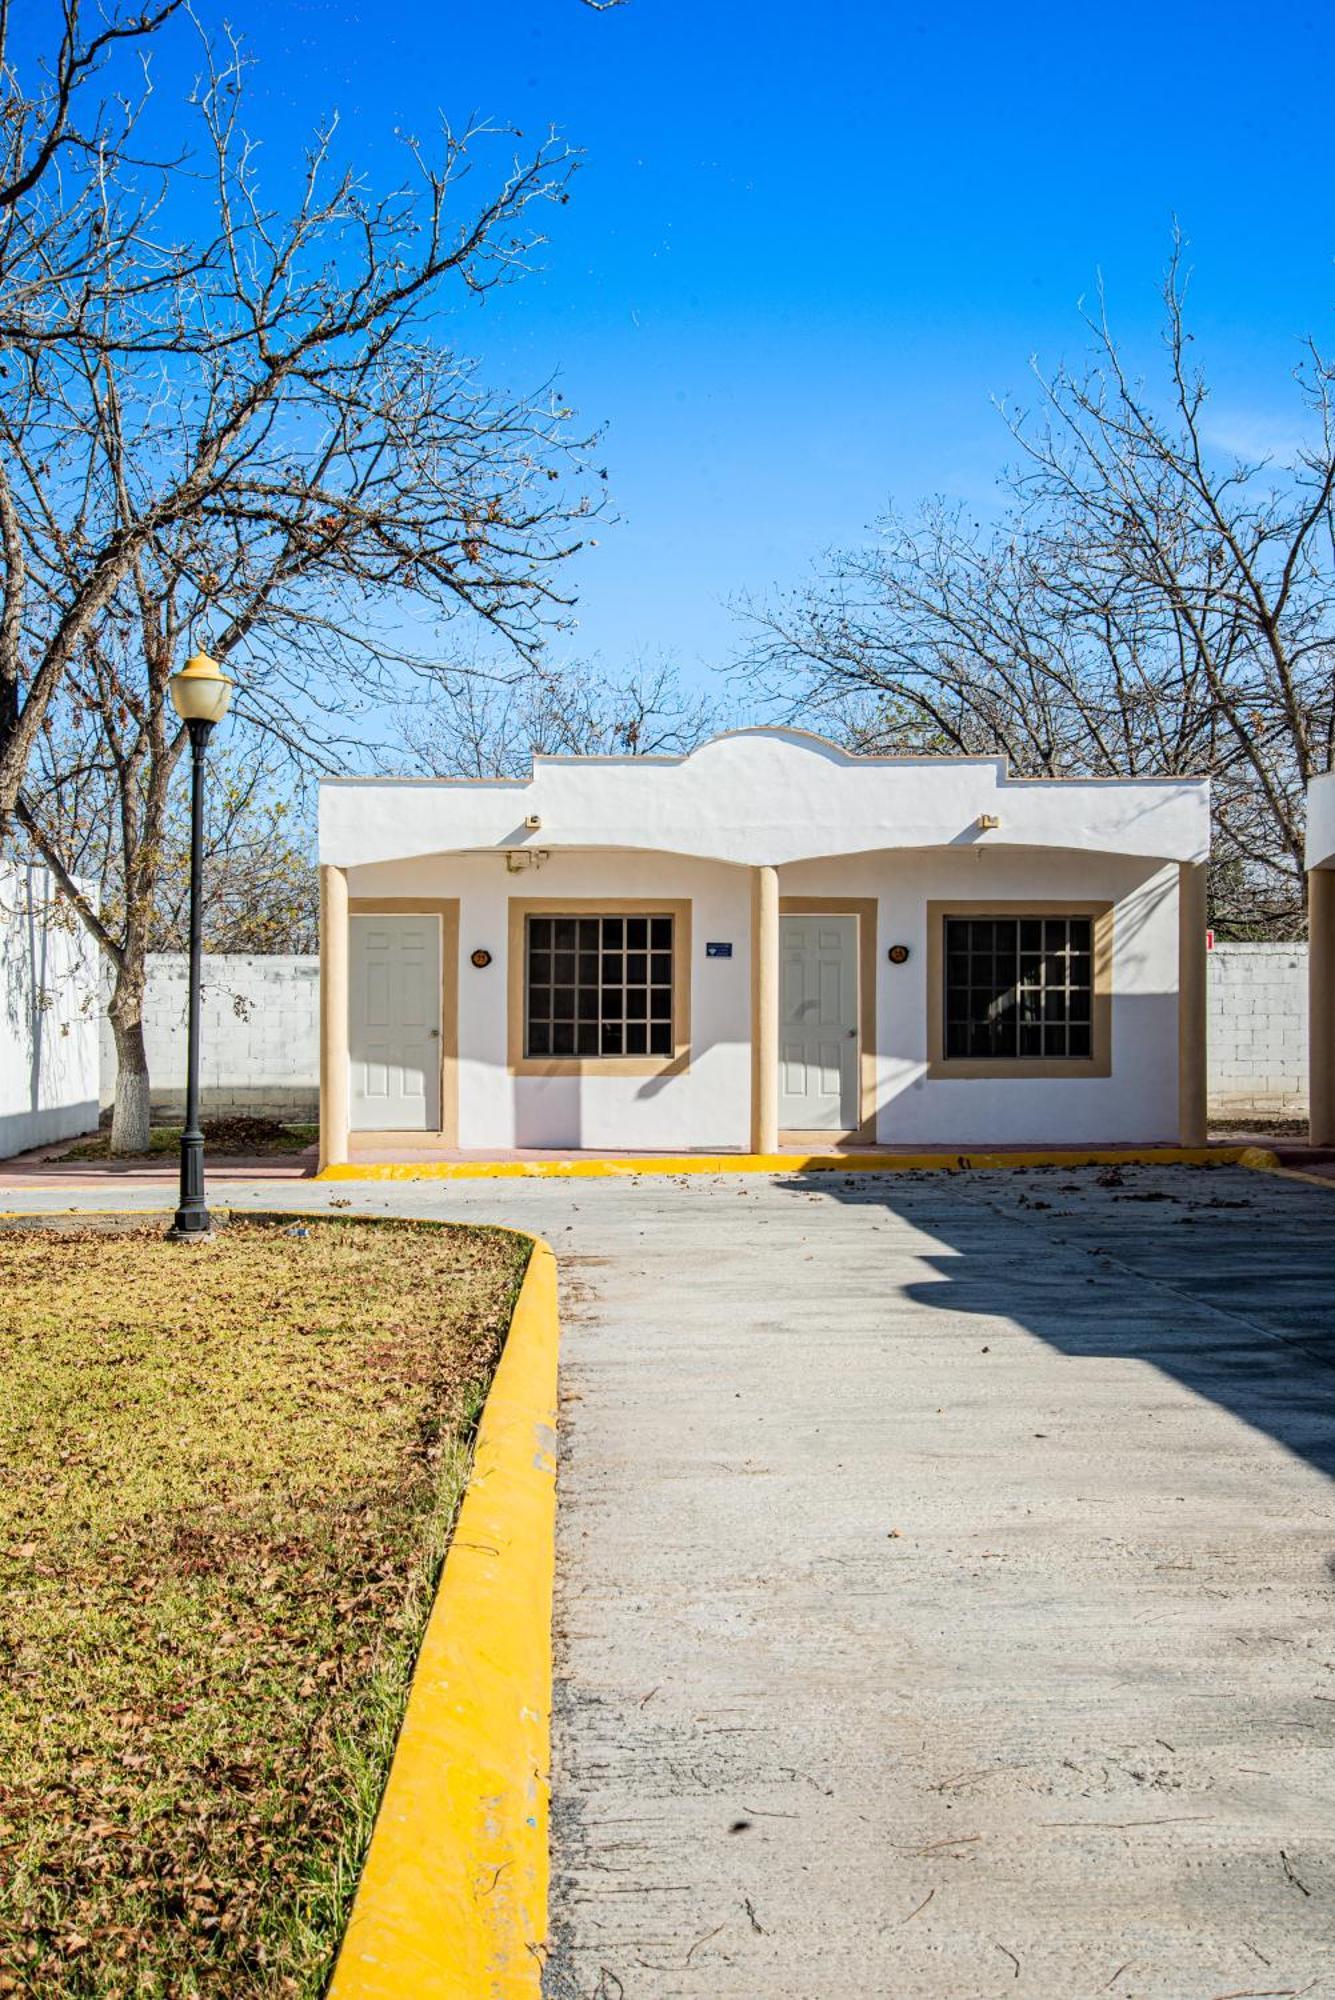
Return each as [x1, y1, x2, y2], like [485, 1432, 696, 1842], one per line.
[429, 1027, 441, 1039]
[846, 1028, 856, 1039]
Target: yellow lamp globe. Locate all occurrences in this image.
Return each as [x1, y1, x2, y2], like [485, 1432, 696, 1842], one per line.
[168, 651, 234, 726]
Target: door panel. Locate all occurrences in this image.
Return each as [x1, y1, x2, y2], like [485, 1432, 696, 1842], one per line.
[350, 914, 441, 1131]
[778, 915, 857, 1130]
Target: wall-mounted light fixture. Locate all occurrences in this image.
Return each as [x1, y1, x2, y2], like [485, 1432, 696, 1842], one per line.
[887, 943, 911, 965]
[524, 813, 543, 832]
[470, 948, 493, 969]
[976, 813, 1001, 832]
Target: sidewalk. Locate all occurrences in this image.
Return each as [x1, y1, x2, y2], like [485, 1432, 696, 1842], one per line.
[0, 1139, 317, 1190]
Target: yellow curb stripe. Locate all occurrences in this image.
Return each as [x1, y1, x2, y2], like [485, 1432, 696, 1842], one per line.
[317, 1145, 1258, 1183]
[327, 1235, 560, 2000]
[1237, 1144, 1335, 1190]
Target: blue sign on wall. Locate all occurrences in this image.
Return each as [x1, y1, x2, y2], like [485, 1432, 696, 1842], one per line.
[705, 941, 733, 958]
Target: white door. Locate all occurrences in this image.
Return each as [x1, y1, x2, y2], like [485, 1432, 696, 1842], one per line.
[779, 914, 858, 1131]
[349, 914, 441, 1132]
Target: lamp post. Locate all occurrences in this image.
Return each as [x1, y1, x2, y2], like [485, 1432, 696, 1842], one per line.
[166, 651, 234, 1240]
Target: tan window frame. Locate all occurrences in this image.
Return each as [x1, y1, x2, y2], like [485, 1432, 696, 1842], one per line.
[507, 898, 691, 1078]
[926, 899, 1113, 1081]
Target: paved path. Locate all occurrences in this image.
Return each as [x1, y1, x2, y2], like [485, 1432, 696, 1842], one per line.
[5, 1164, 1334, 1997]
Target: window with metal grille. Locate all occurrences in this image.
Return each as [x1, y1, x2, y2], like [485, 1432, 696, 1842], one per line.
[525, 913, 675, 1059]
[944, 915, 1094, 1060]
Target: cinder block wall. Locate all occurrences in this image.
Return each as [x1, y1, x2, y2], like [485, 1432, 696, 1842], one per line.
[98, 954, 319, 1122]
[1, 864, 101, 1153]
[1207, 942, 1308, 1115]
[95, 941, 1312, 1126]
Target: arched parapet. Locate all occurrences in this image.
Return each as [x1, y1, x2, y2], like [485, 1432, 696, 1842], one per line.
[320, 726, 1209, 873]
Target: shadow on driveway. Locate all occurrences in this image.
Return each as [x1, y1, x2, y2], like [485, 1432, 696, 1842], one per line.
[794, 1160, 1335, 1482]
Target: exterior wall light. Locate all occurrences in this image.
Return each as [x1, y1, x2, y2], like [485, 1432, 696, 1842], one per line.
[976, 813, 1001, 832]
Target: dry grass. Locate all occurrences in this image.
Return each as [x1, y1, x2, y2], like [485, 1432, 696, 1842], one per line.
[0, 1216, 530, 1997]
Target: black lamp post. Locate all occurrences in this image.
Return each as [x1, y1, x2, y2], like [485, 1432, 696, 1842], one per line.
[166, 651, 234, 1240]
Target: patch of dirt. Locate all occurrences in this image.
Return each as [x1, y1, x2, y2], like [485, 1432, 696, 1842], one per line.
[1209, 1116, 1309, 1138]
[198, 1114, 315, 1155]
[59, 1116, 316, 1161]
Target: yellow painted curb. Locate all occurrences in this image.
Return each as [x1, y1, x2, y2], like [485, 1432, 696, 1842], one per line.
[327, 1234, 560, 2000]
[1237, 1144, 1335, 1189]
[318, 1145, 1258, 1183]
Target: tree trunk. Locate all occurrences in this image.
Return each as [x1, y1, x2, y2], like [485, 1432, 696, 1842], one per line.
[109, 993, 152, 1156]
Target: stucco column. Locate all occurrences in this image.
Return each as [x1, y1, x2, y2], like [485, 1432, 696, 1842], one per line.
[750, 865, 779, 1154]
[319, 864, 350, 1170]
[1309, 867, 1335, 1147]
[1177, 860, 1208, 1147]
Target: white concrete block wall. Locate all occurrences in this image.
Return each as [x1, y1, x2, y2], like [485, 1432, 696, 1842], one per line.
[1207, 942, 1307, 1113]
[0, 864, 100, 1154]
[98, 954, 319, 1121]
[87, 938, 1311, 1133]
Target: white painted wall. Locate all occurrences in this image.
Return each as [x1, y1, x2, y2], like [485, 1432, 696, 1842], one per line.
[0, 865, 100, 1155]
[345, 844, 1183, 1148]
[97, 954, 319, 1120]
[1306, 772, 1335, 870]
[87, 936, 1308, 1138]
[322, 728, 1211, 871]
[348, 850, 754, 1150]
[785, 848, 1180, 1146]
[1207, 943, 1307, 1113]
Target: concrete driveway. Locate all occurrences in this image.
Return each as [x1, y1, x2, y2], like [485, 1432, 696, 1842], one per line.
[5, 1162, 1334, 1997]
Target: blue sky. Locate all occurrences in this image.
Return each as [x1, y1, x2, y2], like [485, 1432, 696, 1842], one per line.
[24, 0, 1335, 687]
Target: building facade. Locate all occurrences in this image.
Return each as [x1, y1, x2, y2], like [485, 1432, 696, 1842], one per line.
[316, 729, 1211, 1162]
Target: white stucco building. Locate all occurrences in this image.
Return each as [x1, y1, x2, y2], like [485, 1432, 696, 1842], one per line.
[316, 728, 1210, 1162]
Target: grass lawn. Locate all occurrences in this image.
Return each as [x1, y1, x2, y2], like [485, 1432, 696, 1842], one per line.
[58, 1119, 318, 1161]
[0, 1217, 530, 1997]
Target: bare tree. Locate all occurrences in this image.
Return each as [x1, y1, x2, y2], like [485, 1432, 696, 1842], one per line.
[0, 21, 598, 836]
[146, 756, 317, 955]
[13, 530, 320, 1146]
[396, 654, 723, 777]
[0, 1, 191, 375]
[0, 0, 182, 212]
[24, 709, 315, 1118]
[5, 21, 600, 1145]
[26, 706, 315, 960]
[742, 241, 1335, 935]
